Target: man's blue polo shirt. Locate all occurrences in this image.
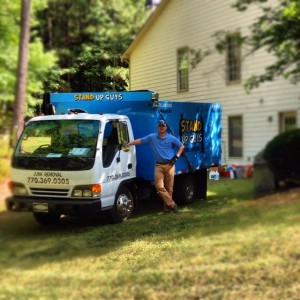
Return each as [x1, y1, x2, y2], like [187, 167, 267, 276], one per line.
[141, 133, 183, 163]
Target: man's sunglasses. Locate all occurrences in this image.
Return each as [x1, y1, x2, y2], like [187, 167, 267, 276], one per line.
[158, 124, 166, 127]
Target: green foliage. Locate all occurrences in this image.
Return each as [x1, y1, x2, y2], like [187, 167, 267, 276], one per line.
[0, 135, 11, 179]
[0, 100, 13, 135]
[190, 48, 212, 69]
[27, 39, 57, 116]
[2, 0, 148, 122]
[232, 0, 269, 11]
[0, 158, 10, 179]
[1, 0, 145, 133]
[0, 1, 19, 103]
[65, 47, 129, 92]
[0, 0, 58, 133]
[263, 129, 300, 183]
[232, 0, 300, 91]
[36, 0, 147, 92]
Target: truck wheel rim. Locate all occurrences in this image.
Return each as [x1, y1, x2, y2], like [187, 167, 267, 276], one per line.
[116, 194, 133, 219]
[186, 186, 194, 201]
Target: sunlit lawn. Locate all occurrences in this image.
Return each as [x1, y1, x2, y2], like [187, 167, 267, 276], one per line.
[1, 177, 300, 299]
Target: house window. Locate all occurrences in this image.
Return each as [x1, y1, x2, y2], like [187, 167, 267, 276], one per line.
[226, 34, 241, 84]
[279, 111, 297, 133]
[177, 47, 189, 92]
[228, 116, 243, 157]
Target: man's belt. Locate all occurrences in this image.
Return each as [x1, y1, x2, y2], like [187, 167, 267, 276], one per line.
[156, 155, 179, 166]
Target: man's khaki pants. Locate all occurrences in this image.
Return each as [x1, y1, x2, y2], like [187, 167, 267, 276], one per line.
[154, 163, 176, 210]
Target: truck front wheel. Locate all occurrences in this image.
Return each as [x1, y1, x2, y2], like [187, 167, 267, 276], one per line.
[33, 212, 61, 225]
[110, 186, 134, 223]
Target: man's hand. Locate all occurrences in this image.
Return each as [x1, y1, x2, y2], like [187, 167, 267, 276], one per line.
[170, 155, 179, 165]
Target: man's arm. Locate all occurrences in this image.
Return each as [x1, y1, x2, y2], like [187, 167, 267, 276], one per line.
[170, 143, 184, 165]
[127, 139, 142, 146]
[176, 144, 184, 158]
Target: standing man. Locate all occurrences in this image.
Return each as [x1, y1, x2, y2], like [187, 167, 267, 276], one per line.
[127, 120, 184, 213]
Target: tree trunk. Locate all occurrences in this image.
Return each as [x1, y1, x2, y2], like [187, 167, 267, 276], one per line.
[12, 0, 31, 143]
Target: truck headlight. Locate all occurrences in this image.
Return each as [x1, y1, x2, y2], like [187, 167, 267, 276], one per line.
[9, 182, 28, 196]
[72, 184, 101, 198]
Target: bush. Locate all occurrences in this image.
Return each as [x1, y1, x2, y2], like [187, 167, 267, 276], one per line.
[0, 135, 12, 180]
[263, 129, 300, 184]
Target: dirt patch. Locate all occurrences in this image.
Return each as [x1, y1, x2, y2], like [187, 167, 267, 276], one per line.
[254, 186, 300, 206]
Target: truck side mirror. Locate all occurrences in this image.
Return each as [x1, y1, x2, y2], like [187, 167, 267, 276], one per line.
[151, 92, 159, 108]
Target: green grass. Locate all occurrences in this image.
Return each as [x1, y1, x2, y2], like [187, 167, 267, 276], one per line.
[1, 178, 300, 299]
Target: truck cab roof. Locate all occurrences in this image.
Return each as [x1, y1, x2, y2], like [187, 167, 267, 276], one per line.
[27, 113, 129, 124]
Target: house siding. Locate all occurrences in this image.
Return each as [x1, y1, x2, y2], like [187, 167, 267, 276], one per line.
[127, 0, 300, 165]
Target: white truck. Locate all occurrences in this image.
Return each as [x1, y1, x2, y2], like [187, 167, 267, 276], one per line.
[6, 91, 222, 224]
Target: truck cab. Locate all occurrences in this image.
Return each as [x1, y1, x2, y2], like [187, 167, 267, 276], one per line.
[7, 113, 137, 224]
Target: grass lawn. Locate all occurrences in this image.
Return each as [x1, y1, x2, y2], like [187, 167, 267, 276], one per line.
[1, 178, 300, 299]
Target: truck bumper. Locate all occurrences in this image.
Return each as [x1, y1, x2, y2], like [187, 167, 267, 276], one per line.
[5, 196, 102, 215]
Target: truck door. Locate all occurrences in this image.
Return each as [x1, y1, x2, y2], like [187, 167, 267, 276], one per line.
[101, 120, 135, 204]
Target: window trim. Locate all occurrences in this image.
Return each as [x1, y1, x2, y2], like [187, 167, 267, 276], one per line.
[226, 33, 241, 85]
[279, 111, 297, 133]
[177, 47, 189, 93]
[228, 115, 243, 158]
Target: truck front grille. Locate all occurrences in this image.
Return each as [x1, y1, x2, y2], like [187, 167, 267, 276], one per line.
[30, 188, 69, 197]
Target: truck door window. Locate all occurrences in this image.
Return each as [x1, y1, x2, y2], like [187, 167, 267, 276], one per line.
[102, 121, 121, 168]
[119, 121, 129, 145]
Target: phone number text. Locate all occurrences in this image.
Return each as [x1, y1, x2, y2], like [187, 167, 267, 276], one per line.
[107, 172, 130, 182]
[27, 177, 70, 185]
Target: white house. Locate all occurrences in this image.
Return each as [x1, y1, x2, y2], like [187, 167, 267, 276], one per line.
[123, 0, 300, 166]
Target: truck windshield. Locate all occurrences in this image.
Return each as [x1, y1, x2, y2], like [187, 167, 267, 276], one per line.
[12, 119, 100, 171]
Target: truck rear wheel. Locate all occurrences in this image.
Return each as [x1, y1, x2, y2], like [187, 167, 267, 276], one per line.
[33, 212, 61, 225]
[175, 175, 195, 204]
[110, 186, 134, 223]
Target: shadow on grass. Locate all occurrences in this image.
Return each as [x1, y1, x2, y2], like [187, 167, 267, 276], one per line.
[3, 178, 299, 270]
[0, 179, 251, 249]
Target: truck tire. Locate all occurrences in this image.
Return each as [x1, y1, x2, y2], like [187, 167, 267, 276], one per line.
[175, 175, 195, 204]
[110, 186, 134, 223]
[33, 212, 61, 225]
